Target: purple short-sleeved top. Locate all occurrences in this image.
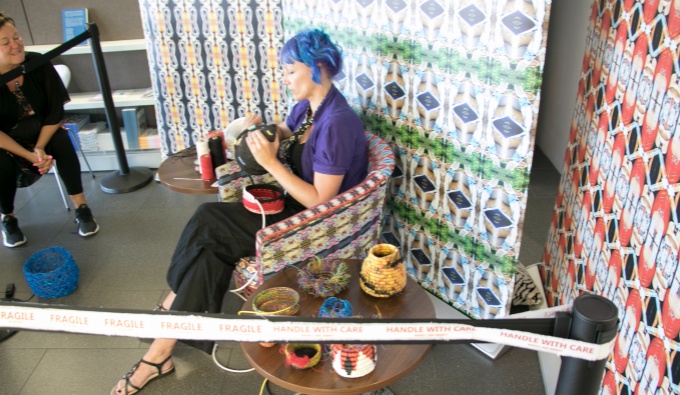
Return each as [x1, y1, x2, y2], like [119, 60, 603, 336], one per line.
[286, 85, 367, 194]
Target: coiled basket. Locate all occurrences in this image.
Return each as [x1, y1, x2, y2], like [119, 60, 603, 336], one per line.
[23, 246, 79, 298]
[283, 343, 322, 369]
[359, 244, 406, 298]
[330, 344, 377, 378]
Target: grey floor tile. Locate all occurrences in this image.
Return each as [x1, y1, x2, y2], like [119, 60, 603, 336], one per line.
[0, 348, 46, 395]
[0, 330, 141, 351]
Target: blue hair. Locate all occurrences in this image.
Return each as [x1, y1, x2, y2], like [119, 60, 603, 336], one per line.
[280, 29, 343, 84]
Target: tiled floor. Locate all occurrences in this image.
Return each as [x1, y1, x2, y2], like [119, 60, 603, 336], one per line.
[0, 148, 559, 395]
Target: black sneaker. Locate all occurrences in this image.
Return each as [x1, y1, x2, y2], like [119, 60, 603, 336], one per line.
[2, 216, 27, 247]
[75, 204, 99, 237]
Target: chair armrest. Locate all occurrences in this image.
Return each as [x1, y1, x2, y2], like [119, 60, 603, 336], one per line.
[215, 161, 278, 202]
[253, 170, 390, 283]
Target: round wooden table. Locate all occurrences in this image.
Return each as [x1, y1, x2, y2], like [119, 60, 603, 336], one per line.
[240, 259, 435, 395]
[156, 148, 219, 194]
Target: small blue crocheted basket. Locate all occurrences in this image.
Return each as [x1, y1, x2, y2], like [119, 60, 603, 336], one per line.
[318, 297, 353, 318]
[23, 246, 79, 298]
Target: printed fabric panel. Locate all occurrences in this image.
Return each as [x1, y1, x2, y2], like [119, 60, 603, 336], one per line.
[282, 0, 552, 319]
[542, 0, 680, 393]
[138, 0, 286, 156]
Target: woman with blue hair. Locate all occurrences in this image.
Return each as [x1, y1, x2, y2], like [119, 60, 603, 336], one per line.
[112, 29, 367, 395]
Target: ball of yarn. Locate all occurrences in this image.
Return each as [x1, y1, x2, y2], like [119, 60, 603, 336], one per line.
[318, 297, 353, 318]
[224, 117, 245, 159]
[23, 246, 79, 298]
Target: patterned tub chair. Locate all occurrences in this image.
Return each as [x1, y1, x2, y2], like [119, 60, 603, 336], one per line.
[216, 132, 395, 297]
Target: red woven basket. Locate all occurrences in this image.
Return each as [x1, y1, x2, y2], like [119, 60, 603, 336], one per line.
[243, 184, 285, 214]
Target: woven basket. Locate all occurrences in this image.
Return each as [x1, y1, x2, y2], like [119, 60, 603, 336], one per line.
[239, 286, 300, 348]
[283, 343, 322, 369]
[243, 184, 285, 215]
[359, 244, 406, 298]
[251, 287, 300, 315]
[329, 344, 377, 378]
[297, 258, 350, 298]
[318, 297, 353, 318]
[23, 246, 79, 298]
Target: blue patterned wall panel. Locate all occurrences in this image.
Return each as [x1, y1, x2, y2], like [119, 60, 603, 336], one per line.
[282, 0, 552, 319]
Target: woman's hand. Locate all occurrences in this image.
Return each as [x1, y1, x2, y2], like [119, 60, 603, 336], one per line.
[246, 128, 280, 170]
[33, 147, 47, 163]
[242, 114, 263, 130]
[31, 148, 54, 174]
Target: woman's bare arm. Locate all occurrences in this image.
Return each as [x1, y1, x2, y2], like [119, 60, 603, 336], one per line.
[0, 130, 38, 162]
[246, 129, 343, 208]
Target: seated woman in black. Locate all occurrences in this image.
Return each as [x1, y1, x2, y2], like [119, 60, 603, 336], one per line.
[0, 12, 99, 248]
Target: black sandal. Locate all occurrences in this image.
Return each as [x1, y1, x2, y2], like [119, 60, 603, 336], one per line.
[111, 355, 175, 395]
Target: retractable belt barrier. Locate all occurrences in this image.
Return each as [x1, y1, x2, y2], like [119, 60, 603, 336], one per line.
[0, 30, 91, 86]
[0, 301, 614, 362]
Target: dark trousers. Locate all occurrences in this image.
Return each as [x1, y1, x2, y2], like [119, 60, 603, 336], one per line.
[166, 197, 304, 353]
[0, 128, 83, 214]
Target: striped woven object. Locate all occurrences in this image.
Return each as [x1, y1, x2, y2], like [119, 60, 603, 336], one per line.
[242, 184, 285, 215]
[511, 264, 542, 306]
[359, 244, 407, 298]
[329, 344, 377, 378]
[233, 132, 395, 297]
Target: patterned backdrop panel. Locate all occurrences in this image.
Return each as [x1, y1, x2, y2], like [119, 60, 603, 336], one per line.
[283, 0, 551, 319]
[138, 0, 286, 155]
[542, 0, 680, 392]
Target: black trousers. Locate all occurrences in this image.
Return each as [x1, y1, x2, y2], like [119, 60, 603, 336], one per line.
[166, 196, 305, 353]
[0, 127, 83, 214]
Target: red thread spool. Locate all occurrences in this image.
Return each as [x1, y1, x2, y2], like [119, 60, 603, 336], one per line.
[200, 154, 214, 180]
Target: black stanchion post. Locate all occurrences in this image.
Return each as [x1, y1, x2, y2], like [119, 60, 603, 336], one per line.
[555, 294, 618, 395]
[88, 23, 153, 194]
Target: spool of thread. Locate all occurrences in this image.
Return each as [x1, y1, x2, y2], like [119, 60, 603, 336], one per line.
[208, 130, 227, 151]
[200, 154, 214, 180]
[209, 135, 227, 170]
[196, 137, 210, 173]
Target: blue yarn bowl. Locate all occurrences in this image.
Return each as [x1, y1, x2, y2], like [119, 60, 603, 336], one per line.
[318, 297, 353, 318]
[23, 246, 79, 299]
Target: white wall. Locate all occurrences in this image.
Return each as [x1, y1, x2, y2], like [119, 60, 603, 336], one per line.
[536, 0, 593, 174]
